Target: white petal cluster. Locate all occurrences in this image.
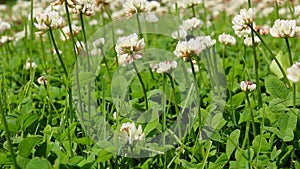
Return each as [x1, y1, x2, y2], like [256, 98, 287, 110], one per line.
[174, 36, 216, 60]
[115, 33, 145, 66]
[120, 122, 145, 145]
[37, 76, 48, 85]
[177, 0, 202, 8]
[0, 18, 11, 34]
[240, 81, 256, 92]
[243, 36, 261, 46]
[232, 8, 256, 37]
[68, 0, 95, 16]
[60, 24, 81, 41]
[24, 59, 37, 70]
[34, 10, 64, 34]
[287, 62, 300, 83]
[270, 19, 300, 38]
[180, 17, 202, 31]
[156, 60, 178, 74]
[171, 29, 187, 40]
[218, 33, 236, 46]
[91, 38, 105, 56]
[123, 0, 148, 15]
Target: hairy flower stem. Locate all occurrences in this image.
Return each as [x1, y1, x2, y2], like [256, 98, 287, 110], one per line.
[133, 62, 148, 110]
[285, 38, 296, 109]
[248, 24, 291, 88]
[246, 93, 257, 137]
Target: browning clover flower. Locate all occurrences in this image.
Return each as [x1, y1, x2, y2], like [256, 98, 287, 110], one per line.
[232, 8, 256, 37]
[218, 33, 236, 46]
[34, 10, 64, 35]
[240, 81, 256, 92]
[270, 19, 300, 38]
[287, 62, 300, 83]
[120, 122, 145, 145]
[115, 33, 145, 66]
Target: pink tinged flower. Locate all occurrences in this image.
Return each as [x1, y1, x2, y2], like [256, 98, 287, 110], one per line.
[270, 19, 300, 38]
[287, 62, 300, 83]
[37, 76, 48, 85]
[156, 60, 178, 74]
[218, 33, 236, 46]
[240, 81, 256, 92]
[120, 122, 145, 145]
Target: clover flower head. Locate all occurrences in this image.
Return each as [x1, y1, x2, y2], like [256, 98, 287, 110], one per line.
[243, 36, 261, 46]
[240, 81, 256, 92]
[270, 19, 300, 38]
[37, 76, 48, 85]
[232, 8, 256, 37]
[120, 122, 145, 145]
[287, 62, 300, 83]
[156, 60, 178, 74]
[24, 58, 37, 70]
[60, 24, 81, 41]
[218, 33, 236, 46]
[0, 18, 11, 34]
[180, 17, 202, 31]
[34, 10, 64, 34]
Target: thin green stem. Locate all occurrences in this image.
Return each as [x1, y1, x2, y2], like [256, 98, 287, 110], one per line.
[250, 27, 262, 108]
[222, 45, 226, 69]
[285, 38, 296, 109]
[133, 62, 148, 110]
[0, 70, 19, 169]
[191, 4, 196, 17]
[166, 73, 181, 138]
[245, 93, 257, 137]
[49, 28, 68, 77]
[248, 24, 291, 88]
[136, 13, 143, 39]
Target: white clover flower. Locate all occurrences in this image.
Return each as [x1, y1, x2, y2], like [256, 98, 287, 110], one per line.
[120, 122, 145, 145]
[68, 0, 95, 16]
[270, 19, 300, 38]
[60, 24, 81, 41]
[177, 0, 202, 8]
[243, 36, 261, 46]
[0, 18, 11, 34]
[0, 36, 13, 45]
[115, 33, 145, 66]
[240, 81, 256, 92]
[180, 17, 202, 31]
[287, 62, 300, 83]
[150, 63, 158, 71]
[37, 76, 48, 85]
[195, 35, 216, 48]
[115, 33, 145, 55]
[24, 59, 37, 70]
[174, 35, 215, 60]
[123, 0, 148, 16]
[218, 33, 236, 46]
[91, 38, 105, 56]
[171, 29, 187, 40]
[146, 1, 160, 11]
[34, 10, 64, 35]
[156, 60, 177, 74]
[113, 112, 117, 120]
[232, 8, 256, 37]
